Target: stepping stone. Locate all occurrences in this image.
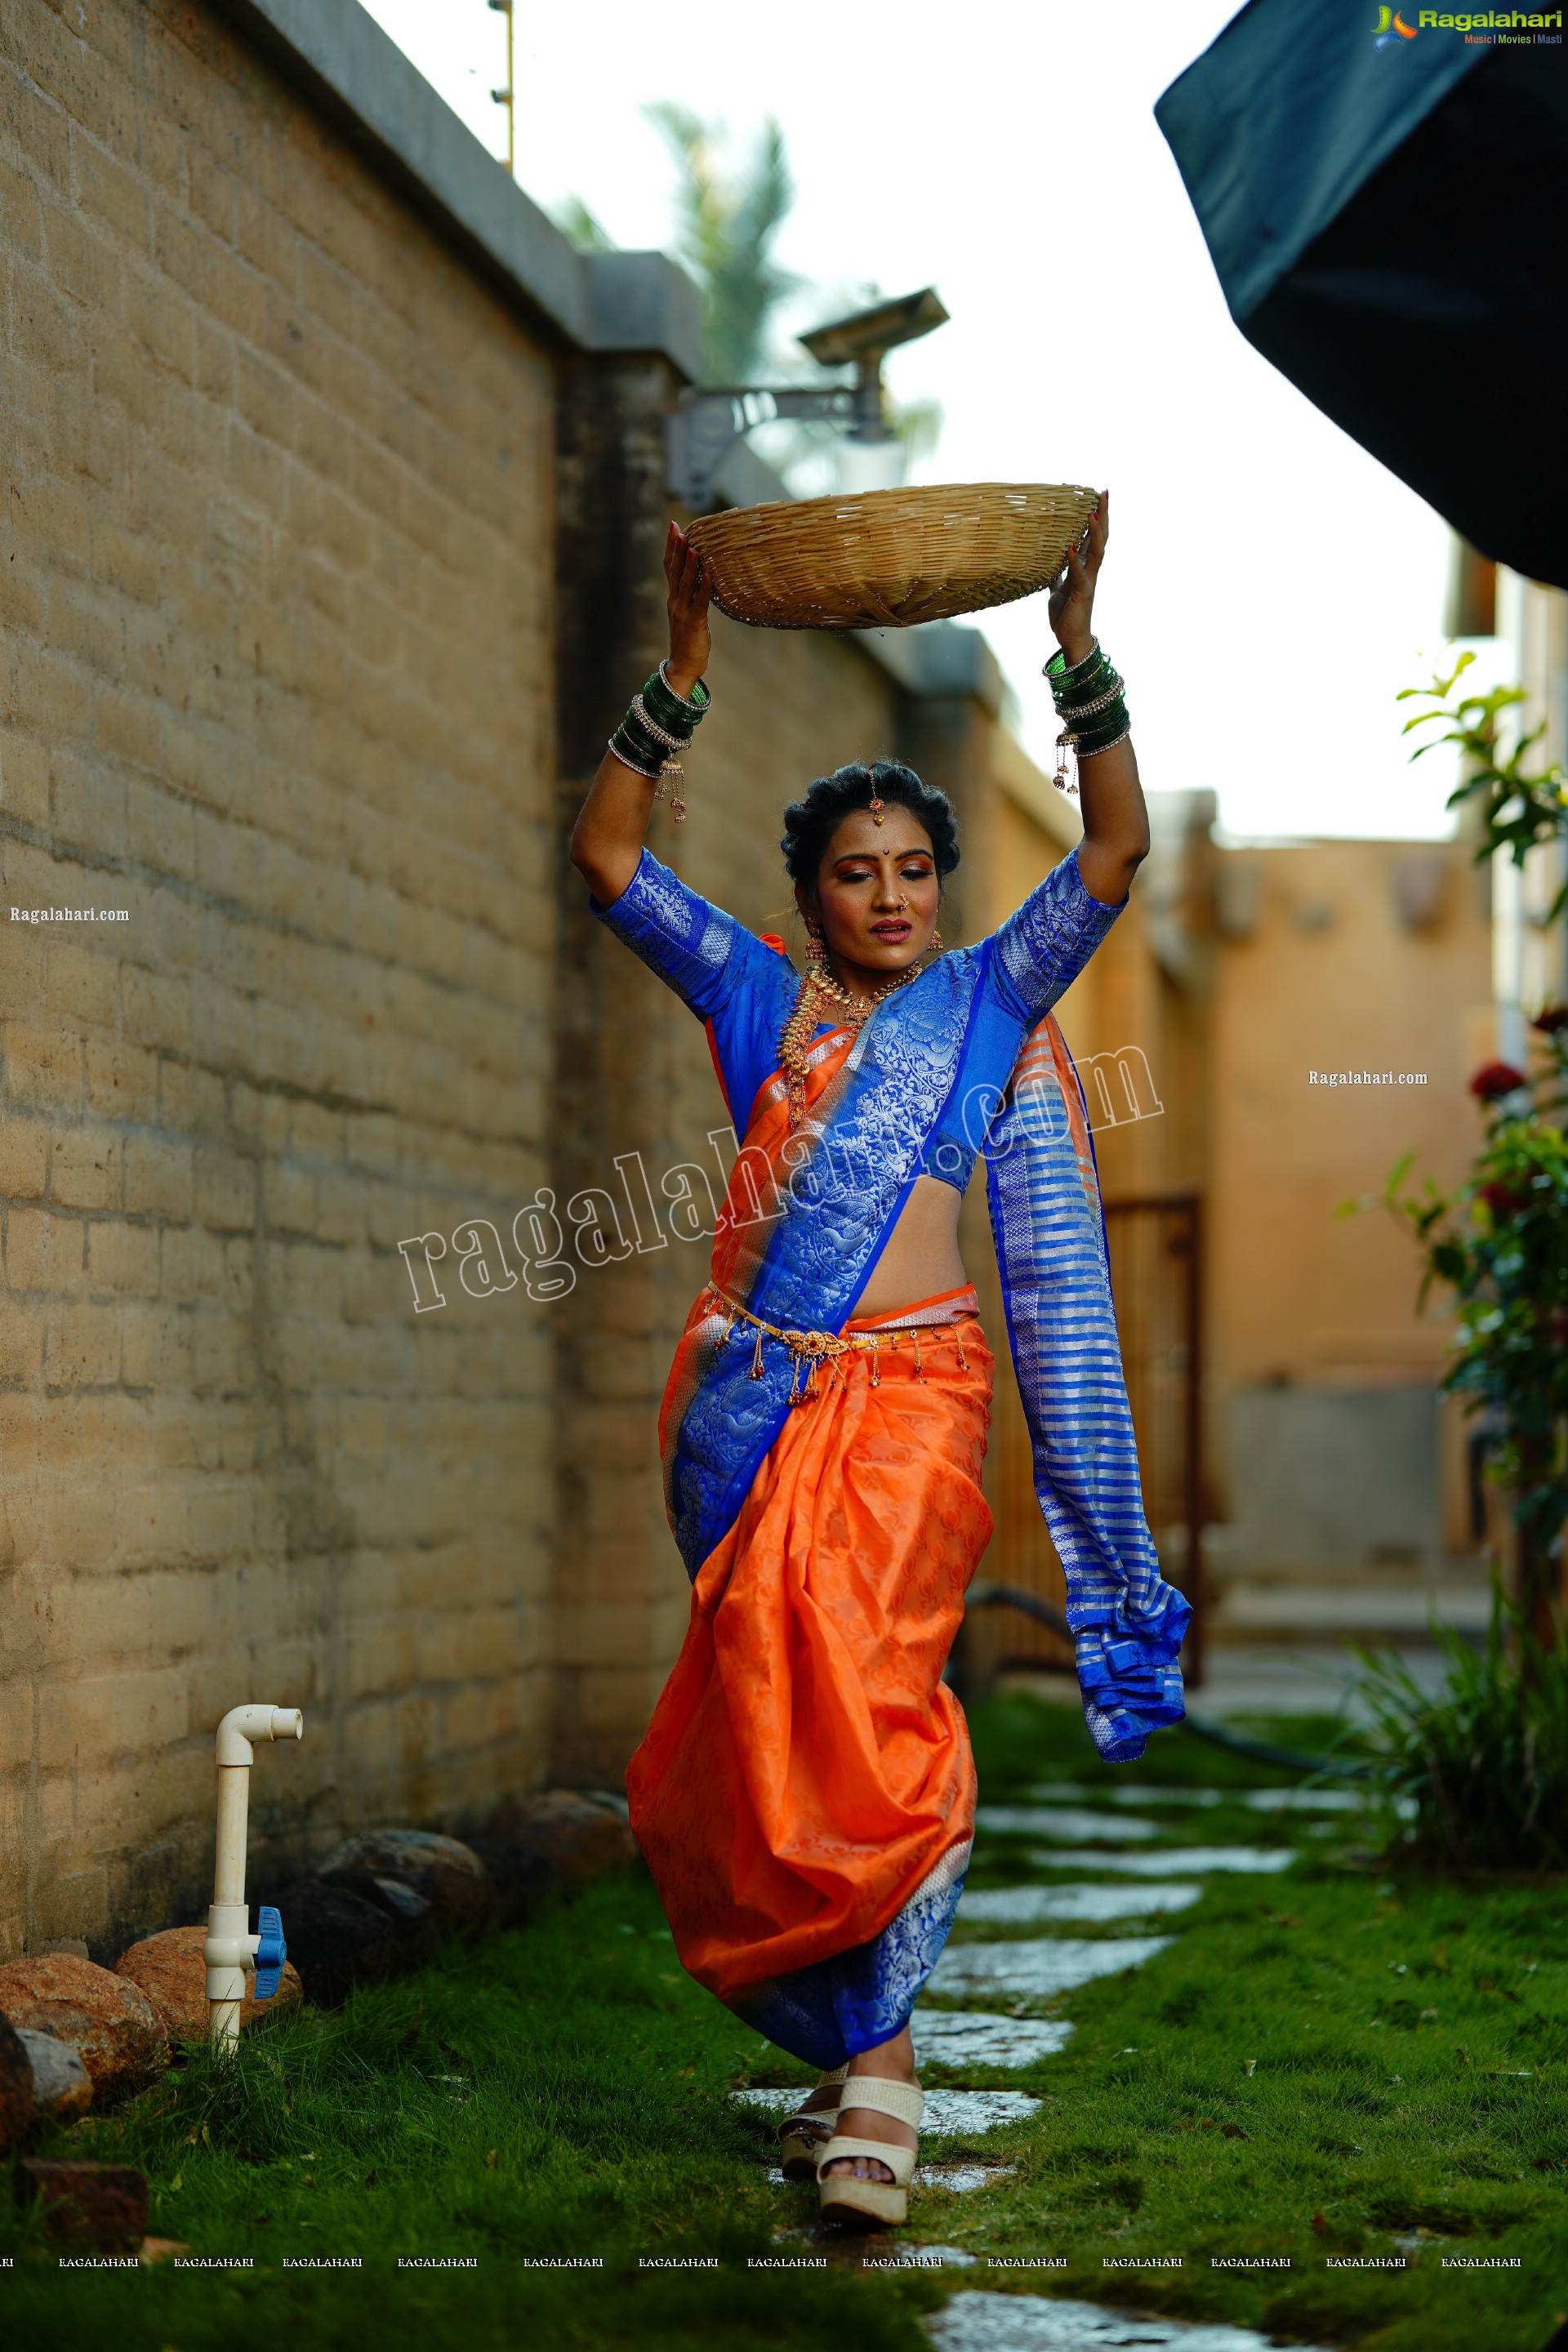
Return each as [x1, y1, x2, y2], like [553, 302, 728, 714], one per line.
[1106, 1786, 1224, 1808]
[735, 2087, 1040, 2133]
[911, 2011, 1074, 2068]
[928, 1937, 1171, 2000]
[866, 2243, 977, 2267]
[927, 2290, 1336, 2349]
[974, 1807, 1158, 1842]
[1243, 1788, 1366, 1813]
[1028, 1846, 1294, 1877]
[918, 2163, 1017, 2192]
[960, 1883, 1201, 1925]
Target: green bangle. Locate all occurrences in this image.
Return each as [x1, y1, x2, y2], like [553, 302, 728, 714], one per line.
[1070, 705, 1131, 755]
[1045, 639, 1105, 689]
[1075, 724, 1133, 762]
[1057, 676, 1125, 724]
[608, 728, 662, 782]
[617, 709, 672, 767]
[644, 665, 710, 733]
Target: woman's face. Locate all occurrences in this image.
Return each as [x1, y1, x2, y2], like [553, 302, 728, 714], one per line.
[799, 807, 940, 978]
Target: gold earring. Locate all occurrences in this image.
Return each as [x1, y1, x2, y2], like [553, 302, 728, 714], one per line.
[930, 926, 944, 954]
[804, 915, 829, 969]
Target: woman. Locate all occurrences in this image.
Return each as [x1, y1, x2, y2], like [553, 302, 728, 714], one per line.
[568, 495, 1189, 2230]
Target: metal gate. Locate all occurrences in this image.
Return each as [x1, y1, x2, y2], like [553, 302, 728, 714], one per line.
[1103, 1193, 1206, 1685]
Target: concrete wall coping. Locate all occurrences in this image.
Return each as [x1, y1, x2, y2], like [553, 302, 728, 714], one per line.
[216, 0, 704, 377]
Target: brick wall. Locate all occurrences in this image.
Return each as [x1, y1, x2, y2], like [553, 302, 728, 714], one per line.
[0, 0, 559, 1958]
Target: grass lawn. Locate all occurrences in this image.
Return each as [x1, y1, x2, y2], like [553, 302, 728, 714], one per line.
[2, 1694, 1566, 2350]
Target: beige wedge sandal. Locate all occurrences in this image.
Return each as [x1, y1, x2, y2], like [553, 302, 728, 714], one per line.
[815, 2076, 923, 2230]
[776, 2064, 848, 2181]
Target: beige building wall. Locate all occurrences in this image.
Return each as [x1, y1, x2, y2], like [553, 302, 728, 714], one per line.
[1207, 837, 1493, 1577]
[0, 0, 559, 1958]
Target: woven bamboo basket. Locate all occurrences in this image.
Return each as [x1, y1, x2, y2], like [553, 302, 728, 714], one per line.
[685, 482, 1098, 632]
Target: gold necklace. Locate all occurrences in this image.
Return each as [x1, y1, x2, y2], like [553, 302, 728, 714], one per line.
[779, 960, 920, 1131]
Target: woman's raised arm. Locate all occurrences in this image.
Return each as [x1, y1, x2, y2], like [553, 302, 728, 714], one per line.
[568, 524, 714, 906]
[1045, 492, 1150, 908]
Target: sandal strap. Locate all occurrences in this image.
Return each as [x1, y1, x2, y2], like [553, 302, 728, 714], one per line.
[817, 2132, 917, 2189]
[776, 2110, 835, 2145]
[836, 2076, 924, 2128]
[777, 2066, 847, 2140]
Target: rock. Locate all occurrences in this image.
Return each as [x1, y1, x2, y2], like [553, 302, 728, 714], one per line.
[315, 1831, 493, 1936]
[322, 1862, 446, 1957]
[16, 2030, 92, 2122]
[484, 1790, 638, 1892]
[114, 1927, 304, 2042]
[0, 2017, 32, 2154]
[266, 1879, 438, 2007]
[15, 2158, 149, 2251]
[0, 1955, 169, 2100]
[461, 1835, 561, 1930]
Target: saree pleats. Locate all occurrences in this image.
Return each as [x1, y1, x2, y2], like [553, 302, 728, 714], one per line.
[628, 1314, 993, 2069]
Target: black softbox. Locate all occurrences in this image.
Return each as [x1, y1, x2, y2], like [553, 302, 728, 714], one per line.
[1156, 5, 1566, 587]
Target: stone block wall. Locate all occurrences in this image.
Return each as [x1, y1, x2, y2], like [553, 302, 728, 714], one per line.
[0, 0, 558, 1958]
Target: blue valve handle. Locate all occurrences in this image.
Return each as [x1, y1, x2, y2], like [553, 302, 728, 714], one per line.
[252, 1904, 287, 2000]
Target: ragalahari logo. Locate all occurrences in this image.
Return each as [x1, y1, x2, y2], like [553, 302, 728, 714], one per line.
[1374, 4, 1419, 40]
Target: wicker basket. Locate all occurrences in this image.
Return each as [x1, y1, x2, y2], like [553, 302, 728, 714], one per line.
[686, 482, 1098, 632]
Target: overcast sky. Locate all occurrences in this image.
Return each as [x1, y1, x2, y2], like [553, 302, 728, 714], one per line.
[362, 0, 1506, 841]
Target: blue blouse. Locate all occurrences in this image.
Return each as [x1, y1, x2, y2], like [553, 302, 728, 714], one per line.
[594, 842, 1123, 1185]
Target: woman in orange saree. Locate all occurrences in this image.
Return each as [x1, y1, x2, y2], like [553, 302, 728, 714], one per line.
[569, 499, 1189, 2225]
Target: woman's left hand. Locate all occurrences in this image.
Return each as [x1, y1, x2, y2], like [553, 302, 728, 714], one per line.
[1047, 489, 1108, 666]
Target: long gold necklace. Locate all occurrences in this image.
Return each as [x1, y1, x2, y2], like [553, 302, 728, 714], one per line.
[779, 957, 920, 1131]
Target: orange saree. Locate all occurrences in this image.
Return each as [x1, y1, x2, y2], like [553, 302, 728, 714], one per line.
[627, 1291, 991, 2063]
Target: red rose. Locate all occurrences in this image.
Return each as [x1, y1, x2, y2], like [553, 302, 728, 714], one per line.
[1480, 1181, 1526, 1218]
[1531, 1005, 1568, 1034]
[1469, 1061, 1528, 1101]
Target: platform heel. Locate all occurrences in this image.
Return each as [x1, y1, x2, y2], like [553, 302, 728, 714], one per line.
[816, 2076, 923, 2230]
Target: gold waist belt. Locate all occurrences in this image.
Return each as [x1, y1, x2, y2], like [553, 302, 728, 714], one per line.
[705, 1282, 973, 1405]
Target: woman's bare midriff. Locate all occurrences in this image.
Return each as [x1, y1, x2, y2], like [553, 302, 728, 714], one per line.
[853, 1174, 969, 1322]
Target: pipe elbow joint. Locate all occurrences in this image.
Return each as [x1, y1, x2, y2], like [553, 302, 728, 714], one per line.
[215, 1704, 305, 1767]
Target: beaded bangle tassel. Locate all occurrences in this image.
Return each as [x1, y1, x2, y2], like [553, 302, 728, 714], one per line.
[608, 666, 712, 822]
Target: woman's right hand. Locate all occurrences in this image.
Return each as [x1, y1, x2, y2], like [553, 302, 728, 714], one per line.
[665, 522, 713, 697]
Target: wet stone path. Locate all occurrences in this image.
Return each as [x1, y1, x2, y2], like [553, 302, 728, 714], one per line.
[730, 1772, 1362, 2341]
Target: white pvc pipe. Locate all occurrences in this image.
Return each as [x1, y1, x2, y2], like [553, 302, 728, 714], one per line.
[203, 1705, 303, 2049]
